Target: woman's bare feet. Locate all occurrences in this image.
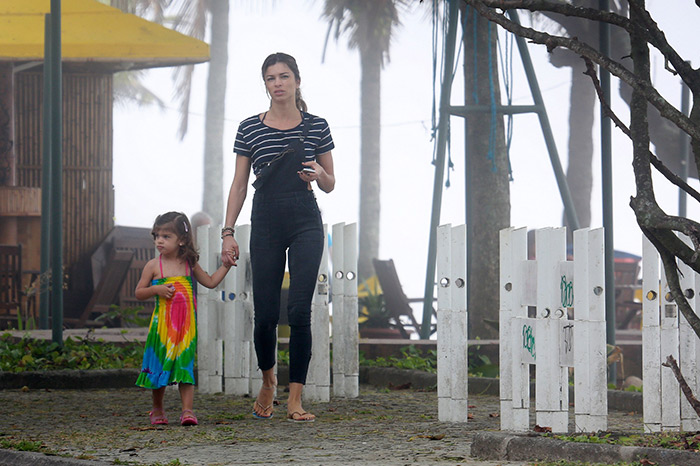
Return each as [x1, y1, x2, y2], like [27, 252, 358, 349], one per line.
[252, 371, 277, 420]
[286, 382, 315, 422]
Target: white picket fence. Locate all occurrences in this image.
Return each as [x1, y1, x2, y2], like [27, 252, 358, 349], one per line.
[196, 222, 358, 402]
[642, 234, 700, 432]
[436, 224, 469, 422]
[499, 227, 608, 433]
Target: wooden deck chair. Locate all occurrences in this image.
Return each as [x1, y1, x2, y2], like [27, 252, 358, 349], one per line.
[372, 258, 437, 339]
[66, 249, 134, 327]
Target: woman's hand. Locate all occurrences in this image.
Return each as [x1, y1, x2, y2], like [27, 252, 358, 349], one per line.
[298, 161, 323, 182]
[222, 235, 239, 267]
[156, 284, 175, 299]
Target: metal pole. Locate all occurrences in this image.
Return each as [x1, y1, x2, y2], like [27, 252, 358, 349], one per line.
[678, 80, 690, 217]
[507, 10, 579, 231]
[422, 0, 459, 339]
[50, 0, 63, 344]
[599, 0, 615, 382]
[39, 14, 52, 330]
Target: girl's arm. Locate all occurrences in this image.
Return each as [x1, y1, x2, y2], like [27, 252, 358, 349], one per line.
[192, 262, 231, 289]
[222, 155, 252, 266]
[134, 259, 174, 300]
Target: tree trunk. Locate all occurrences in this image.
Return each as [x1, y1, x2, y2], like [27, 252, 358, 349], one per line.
[202, 0, 229, 223]
[358, 46, 382, 281]
[564, 63, 595, 233]
[463, 12, 510, 339]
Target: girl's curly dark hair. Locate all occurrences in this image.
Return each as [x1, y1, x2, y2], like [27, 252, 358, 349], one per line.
[151, 211, 199, 269]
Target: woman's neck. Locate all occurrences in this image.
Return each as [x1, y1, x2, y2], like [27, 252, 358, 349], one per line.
[263, 103, 302, 130]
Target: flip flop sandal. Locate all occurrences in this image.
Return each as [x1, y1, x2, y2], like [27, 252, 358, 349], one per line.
[180, 409, 198, 426]
[149, 410, 168, 425]
[287, 411, 315, 423]
[252, 384, 276, 420]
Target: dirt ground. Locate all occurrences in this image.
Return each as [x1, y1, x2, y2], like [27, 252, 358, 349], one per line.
[0, 384, 521, 465]
[0, 382, 646, 466]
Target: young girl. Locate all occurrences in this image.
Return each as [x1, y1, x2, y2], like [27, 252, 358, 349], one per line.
[135, 211, 231, 426]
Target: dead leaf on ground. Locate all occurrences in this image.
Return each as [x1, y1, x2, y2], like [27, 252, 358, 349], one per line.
[410, 434, 445, 441]
[467, 413, 474, 420]
[639, 459, 656, 465]
[534, 425, 552, 433]
[489, 412, 500, 418]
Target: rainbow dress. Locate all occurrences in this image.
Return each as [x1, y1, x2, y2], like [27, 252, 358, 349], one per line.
[136, 258, 197, 389]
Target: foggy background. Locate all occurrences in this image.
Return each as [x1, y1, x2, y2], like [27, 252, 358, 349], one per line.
[112, 0, 700, 311]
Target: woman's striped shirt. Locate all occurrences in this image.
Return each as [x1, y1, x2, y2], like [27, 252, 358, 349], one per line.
[234, 112, 335, 176]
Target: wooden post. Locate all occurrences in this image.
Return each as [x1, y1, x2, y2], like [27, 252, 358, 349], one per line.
[534, 227, 569, 433]
[642, 234, 662, 432]
[342, 223, 359, 398]
[573, 228, 607, 432]
[306, 224, 331, 402]
[331, 222, 346, 397]
[499, 226, 529, 431]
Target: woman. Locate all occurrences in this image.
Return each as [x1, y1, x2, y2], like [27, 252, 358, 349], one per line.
[222, 52, 335, 422]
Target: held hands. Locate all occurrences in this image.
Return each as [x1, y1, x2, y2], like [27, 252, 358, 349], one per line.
[222, 236, 239, 267]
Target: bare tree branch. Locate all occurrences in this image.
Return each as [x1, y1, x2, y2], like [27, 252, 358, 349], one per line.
[663, 354, 700, 418]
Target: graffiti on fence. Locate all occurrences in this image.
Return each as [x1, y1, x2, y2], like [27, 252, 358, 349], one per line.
[560, 275, 573, 308]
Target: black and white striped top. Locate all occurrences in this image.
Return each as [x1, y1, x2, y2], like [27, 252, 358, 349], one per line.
[234, 112, 335, 176]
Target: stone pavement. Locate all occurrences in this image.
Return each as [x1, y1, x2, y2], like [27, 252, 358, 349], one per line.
[0, 364, 666, 466]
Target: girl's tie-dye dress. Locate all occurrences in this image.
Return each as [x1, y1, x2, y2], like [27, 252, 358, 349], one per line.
[136, 257, 197, 388]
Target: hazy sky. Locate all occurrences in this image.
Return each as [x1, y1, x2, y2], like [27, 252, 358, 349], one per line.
[112, 0, 700, 300]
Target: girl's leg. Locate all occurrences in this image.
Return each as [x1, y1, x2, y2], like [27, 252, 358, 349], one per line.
[149, 387, 168, 424]
[152, 387, 166, 412]
[178, 383, 198, 425]
[179, 383, 194, 412]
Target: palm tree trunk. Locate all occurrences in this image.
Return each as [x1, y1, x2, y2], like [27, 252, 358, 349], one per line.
[358, 47, 382, 280]
[202, 0, 229, 223]
[463, 11, 510, 340]
[563, 64, 595, 233]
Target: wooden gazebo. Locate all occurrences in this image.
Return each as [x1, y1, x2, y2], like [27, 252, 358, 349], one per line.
[0, 0, 209, 325]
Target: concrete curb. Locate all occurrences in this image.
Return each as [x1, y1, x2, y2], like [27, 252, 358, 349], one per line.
[471, 431, 700, 466]
[0, 449, 111, 466]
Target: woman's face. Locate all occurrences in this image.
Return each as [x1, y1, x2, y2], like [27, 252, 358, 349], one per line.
[264, 62, 299, 104]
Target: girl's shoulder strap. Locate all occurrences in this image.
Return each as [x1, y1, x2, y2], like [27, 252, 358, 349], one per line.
[158, 255, 164, 279]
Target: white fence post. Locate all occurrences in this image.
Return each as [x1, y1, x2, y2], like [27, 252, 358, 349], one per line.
[306, 224, 331, 402]
[499, 226, 607, 433]
[331, 222, 346, 397]
[573, 228, 607, 432]
[437, 224, 468, 422]
[534, 227, 569, 433]
[342, 223, 359, 398]
[223, 225, 254, 396]
[642, 234, 700, 432]
[499, 226, 529, 431]
[195, 223, 225, 394]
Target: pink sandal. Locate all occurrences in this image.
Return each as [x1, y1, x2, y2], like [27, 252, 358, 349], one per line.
[149, 409, 168, 425]
[180, 409, 198, 426]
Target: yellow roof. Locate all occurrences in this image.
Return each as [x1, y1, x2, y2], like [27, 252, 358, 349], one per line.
[0, 0, 209, 70]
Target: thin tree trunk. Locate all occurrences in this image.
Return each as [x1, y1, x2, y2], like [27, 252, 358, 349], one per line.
[463, 12, 510, 339]
[358, 46, 382, 281]
[202, 0, 229, 223]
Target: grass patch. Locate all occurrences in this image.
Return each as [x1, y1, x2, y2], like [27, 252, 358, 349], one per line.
[551, 431, 700, 451]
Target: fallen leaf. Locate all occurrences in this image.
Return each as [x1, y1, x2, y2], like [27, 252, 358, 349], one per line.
[639, 459, 656, 465]
[534, 425, 552, 433]
[489, 412, 500, 418]
[468, 405, 476, 409]
[412, 434, 445, 441]
[467, 413, 474, 420]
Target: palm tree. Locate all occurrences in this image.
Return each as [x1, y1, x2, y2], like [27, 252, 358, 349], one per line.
[321, 0, 409, 280]
[110, 0, 229, 223]
[460, 3, 510, 339]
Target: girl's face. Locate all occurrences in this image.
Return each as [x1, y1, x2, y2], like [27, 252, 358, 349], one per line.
[264, 62, 299, 104]
[153, 226, 181, 257]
